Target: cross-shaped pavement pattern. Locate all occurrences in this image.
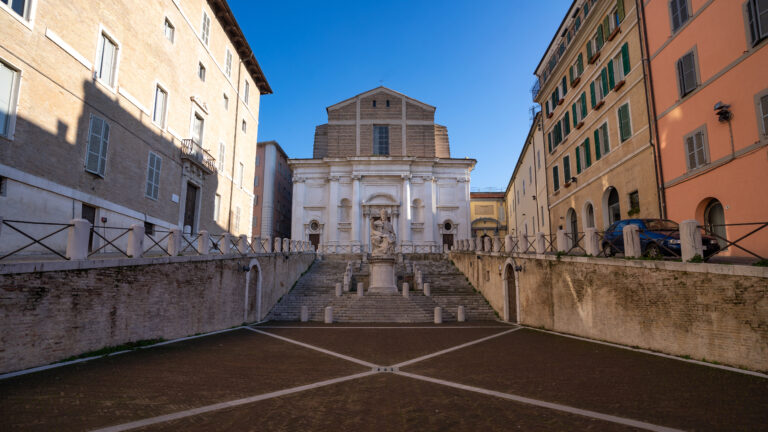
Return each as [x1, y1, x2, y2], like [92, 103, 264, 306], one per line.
[1, 322, 766, 431]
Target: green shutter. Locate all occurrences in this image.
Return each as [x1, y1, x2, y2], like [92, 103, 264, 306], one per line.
[562, 76, 568, 96]
[587, 40, 593, 59]
[619, 105, 631, 141]
[576, 148, 582, 174]
[572, 103, 577, 125]
[601, 68, 609, 95]
[564, 112, 571, 135]
[617, 0, 625, 22]
[608, 61, 615, 89]
[590, 82, 596, 107]
[581, 92, 587, 117]
[621, 43, 630, 75]
[584, 139, 592, 167]
[569, 66, 574, 85]
[594, 129, 602, 160]
[596, 26, 604, 49]
[577, 53, 584, 75]
[602, 16, 610, 39]
[548, 132, 552, 152]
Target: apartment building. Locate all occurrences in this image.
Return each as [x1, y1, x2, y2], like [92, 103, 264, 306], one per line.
[534, 0, 660, 241]
[0, 0, 269, 255]
[252, 140, 292, 240]
[470, 192, 507, 239]
[505, 112, 551, 239]
[640, 0, 768, 257]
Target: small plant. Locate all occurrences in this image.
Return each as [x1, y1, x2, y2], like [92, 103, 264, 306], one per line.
[555, 251, 565, 260]
[627, 206, 640, 217]
[753, 259, 768, 267]
[688, 254, 704, 263]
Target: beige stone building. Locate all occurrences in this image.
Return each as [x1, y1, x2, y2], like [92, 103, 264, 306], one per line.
[470, 192, 507, 239]
[505, 112, 551, 239]
[535, 0, 660, 242]
[0, 0, 269, 255]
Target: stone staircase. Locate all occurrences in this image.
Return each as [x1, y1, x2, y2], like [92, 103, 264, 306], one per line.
[266, 255, 498, 323]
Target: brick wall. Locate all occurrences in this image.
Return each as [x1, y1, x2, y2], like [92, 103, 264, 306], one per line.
[0, 253, 314, 374]
[450, 251, 768, 372]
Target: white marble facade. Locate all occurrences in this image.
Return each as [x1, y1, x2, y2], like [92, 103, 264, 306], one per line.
[290, 157, 473, 252]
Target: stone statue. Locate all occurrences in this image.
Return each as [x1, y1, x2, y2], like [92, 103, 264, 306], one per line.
[370, 209, 396, 256]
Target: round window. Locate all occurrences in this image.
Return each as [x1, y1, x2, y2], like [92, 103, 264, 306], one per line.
[444, 222, 452, 231]
[310, 221, 320, 231]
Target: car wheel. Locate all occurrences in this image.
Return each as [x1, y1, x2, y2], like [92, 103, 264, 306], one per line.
[644, 243, 661, 259]
[602, 243, 614, 257]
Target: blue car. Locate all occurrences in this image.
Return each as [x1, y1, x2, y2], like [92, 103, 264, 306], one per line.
[601, 219, 721, 258]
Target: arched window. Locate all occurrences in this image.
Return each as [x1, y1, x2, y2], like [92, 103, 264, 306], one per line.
[585, 202, 595, 228]
[566, 208, 578, 247]
[605, 187, 621, 225]
[412, 198, 424, 223]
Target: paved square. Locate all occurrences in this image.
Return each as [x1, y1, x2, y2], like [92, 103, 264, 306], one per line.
[1, 323, 766, 431]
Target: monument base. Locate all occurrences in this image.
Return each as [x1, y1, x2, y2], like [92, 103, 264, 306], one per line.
[368, 256, 398, 294]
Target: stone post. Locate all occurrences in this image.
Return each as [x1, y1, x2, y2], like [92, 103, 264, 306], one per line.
[443, 244, 449, 253]
[556, 229, 568, 253]
[457, 306, 466, 322]
[274, 237, 282, 253]
[282, 238, 290, 253]
[504, 235, 515, 253]
[476, 237, 484, 252]
[300, 306, 309, 322]
[468, 238, 475, 252]
[584, 228, 599, 256]
[343, 272, 350, 292]
[237, 235, 249, 254]
[335, 282, 342, 297]
[403, 282, 409, 298]
[680, 219, 704, 262]
[197, 230, 209, 254]
[483, 236, 491, 252]
[536, 232, 546, 253]
[66, 219, 90, 260]
[521, 234, 529, 253]
[167, 228, 182, 256]
[623, 224, 642, 258]
[127, 224, 145, 258]
[424, 282, 431, 296]
[324, 306, 333, 324]
[357, 282, 364, 297]
[492, 236, 501, 252]
[220, 233, 232, 254]
[434, 307, 442, 324]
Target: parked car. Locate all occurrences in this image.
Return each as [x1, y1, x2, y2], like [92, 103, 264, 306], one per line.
[601, 219, 721, 258]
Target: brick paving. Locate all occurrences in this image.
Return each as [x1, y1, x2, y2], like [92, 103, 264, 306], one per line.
[1, 323, 766, 431]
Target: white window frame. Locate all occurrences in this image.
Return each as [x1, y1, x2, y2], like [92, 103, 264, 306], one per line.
[214, 193, 221, 221]
[225, 48, 232, 77]
[145, 151, 162, 200]
[151, 82, 169, 128]
[594, 76, 606, 105]
[244, 80, 250, 105]
[201, 10, 211, 46]
[616, 102, 633, 143]
[94, 25, 121, 91]
[190, 109, 205, 145]
[684, 125, 710, 171]
[163, 17, 175, 43]
[218, 142, 226, 172]
[85, 113, 110, 177]
[0, 57, 22, 140]
[612, 52, 626, 83]
[0, 0, 36, 29]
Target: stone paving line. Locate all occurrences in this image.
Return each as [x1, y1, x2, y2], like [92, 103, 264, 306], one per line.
[91, 325, 687, 432]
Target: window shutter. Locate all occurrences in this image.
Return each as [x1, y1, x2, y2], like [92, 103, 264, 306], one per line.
[553, 166, 560, 191]
[576, 147, 582, 174]
[154, 156, 162, 198]
[619, 105, 631, 141]
[569, 66, 574, 85]
[617, 0, 625, 22]
[621, 43, 630, 75]
[572, 103, 578, 125]
[747, 0, 758, 45]
[562, 76, 568, 96]
[594, 129, 602, 160]
[596, 25, 604, 48]
[608, 61, 616, 89]
[581, 92, 587, 117]
[577, 53, 584, 75]
[590, 82, 596, 107]
[86, 117, 103, 173]
[587, 40, 593, 59]
[98, 122, 110, 176]
[584, 138, 592, 166]
[676, 58, 686, 97]
[548, 132, 552, 152]
[695, 131, 706, 164]
[564, 112, 571, 135]
[686, 136, 696, 169]
[670, 0, 681, 31]
[601, 68, 609, 96]
[563, 156, 571, 180]
[760, 94, 768, 134]
[681, 52, 697, 95]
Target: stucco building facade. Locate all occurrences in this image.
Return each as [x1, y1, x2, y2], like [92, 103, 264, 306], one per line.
[0, 0, 268, 256]
[470, 192, 507, 239]
[252, 140, 292, 240]
[289, 87, 475, 252]
[535, 0, 661, 243]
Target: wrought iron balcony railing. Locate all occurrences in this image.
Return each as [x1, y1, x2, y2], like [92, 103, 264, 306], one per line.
[180, 139, 217, 174]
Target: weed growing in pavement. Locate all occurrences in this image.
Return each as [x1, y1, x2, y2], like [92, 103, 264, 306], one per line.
[753, 259, 768, 267]
[59, 339, 165, 363]
[688, 254, 704, 263]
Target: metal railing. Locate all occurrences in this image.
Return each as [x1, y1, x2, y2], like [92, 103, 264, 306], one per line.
[180, 139, 217, 174]
[0, 220, 72, 261]
[699, 222, 767, 262]
[89, 226, 131, 258]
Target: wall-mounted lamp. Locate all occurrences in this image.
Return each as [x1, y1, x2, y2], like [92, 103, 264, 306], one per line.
[714, 102, 732, 122]
[569, 177, 577, 183]
[532, 195, 537, 200]
[514, 265, 523, 272]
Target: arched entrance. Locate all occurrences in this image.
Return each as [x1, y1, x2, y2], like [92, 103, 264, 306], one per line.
[503, 259, 519, 323]
[603, 187, 621, 227]
[245, 259, 262, 322]
[704, 199, 727, 249]
[566, 208, 578, 248]
[584, 202, 595, 228]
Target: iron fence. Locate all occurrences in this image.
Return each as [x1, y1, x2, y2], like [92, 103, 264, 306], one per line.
[699, 222, 767, 262]
[0, 220, 72, 261]
[89, 226, 131, 258]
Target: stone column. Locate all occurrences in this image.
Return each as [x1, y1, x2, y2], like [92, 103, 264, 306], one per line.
[167, 228, 182, 256]
[274, 237, 282, 253]
[263, 236, 272, 253]
[476, 237, 483, 252]
[434, 307, 442, 324]
[237, 234, 249, 254]
[66, 219, 91, 260]
[324, 306, 333, 324]
[424, 282, 431, 296]
[357, 282, 364, 297]
[623, 224, 642, 258]
[335, 283, 342, 297]
[291, 178, 305, 242]
[300, 306, 309, 322]
[327, 175, 339, 245]
[402, 282, 409, 298]
[127, 224, 145, 258]
[401, 174, 412, 245]
[457, 306, 466, 322]
[521, 234, 529, 252]
[424, 177, 436, 244]
[351, 175, 361, 245]
[556, 229, 567, 253]
[282, 238, 290, 253]
[680, 220, 703, 261]
[221, 233, 232, 254]
[483, 236, 491, 252]
[584, 228, 599, 256]
[197, 230, 209, 254]
[504, 235, 514, 253]
[536, 232, 546, 253]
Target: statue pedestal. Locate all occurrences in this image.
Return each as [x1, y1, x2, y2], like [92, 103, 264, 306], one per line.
[368, 256, 398, 294]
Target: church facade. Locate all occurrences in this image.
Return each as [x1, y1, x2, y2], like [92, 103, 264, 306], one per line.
[289, 87, 475, 252]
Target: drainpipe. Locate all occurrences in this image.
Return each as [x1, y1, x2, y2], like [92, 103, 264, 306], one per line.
[637, 0, 667, 219]
[227, 59, 243, 233]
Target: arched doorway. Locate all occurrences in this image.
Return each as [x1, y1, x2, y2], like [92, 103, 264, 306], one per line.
[503, 260, 518, 323]
[566, 208, 578, 248]
[604, 187, 621, 227]
[704, 199, 727, 249]
[246, 259, 262, 322]
[584, 202, 595, 228]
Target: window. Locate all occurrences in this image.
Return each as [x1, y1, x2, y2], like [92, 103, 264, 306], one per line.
[611, 43, 631, 86]
[255, 155, 260, 166]
[372, 100, 377, 108]
[594, 123, 609, 161]
[582, 138, 592, 168]
[746, 0, 768, 46]
[164, 19, 175, 42]
[96, 33, 118, 88]
[85, 115, 110, 176]
[238, 162, 244, 186]
[570, 54, 584, 84]
[201, 11, 211, 45]
[218, 142, 226, 172]
[386, 99, 390, 107]
[522, 180, 526, 195]
[591, 74, 606, 107]
[214, 194, 221, 221]
[677, 50, 698, 97]
[563, 112, 571, 137]
[629, 190, 640, 213]
[373, 125, 389, 155]
[2, 0, 30, 20]
[572, 92, 587, 126]
[254, 176, 258, 186]
[613, 0, 626, 27]
[575, 145, 583, 174]
[145, 152, 162, 200]
[563, 155, 571, 182]
[684, 126, 709, 170]
[198, 62, 206, 82]
[241, 119, 247, 133]
[537, 150, 541, 169]
[225, 49, 232, 76]
[234, 206, 241, 231]
[223, 93, 229, 110]
[192, 113, 204, 144]
[0, 60, 20, 138]
[244, 81, 250, 104]
[553, 166, 560, 191]
[561, 76, 568, 98]
[759, 93, 768, 134]
[553, 121, 563, 148]
[0, 176, 6, 196]
[152, 86, 167, 127]
[670, 0, 690, 33]
[618, 103, 632, 142]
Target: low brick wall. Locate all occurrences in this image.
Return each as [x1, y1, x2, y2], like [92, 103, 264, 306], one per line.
[450, 251, 768, 372]
[0, 253, 314, 374]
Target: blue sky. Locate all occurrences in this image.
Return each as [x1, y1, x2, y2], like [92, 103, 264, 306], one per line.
[230, 0, 572, 190]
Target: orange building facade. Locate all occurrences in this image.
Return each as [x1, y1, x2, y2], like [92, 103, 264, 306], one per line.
[640, 0, 768, 258]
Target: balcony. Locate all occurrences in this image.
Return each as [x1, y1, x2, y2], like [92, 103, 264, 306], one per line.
[180, 139, 217, 175]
